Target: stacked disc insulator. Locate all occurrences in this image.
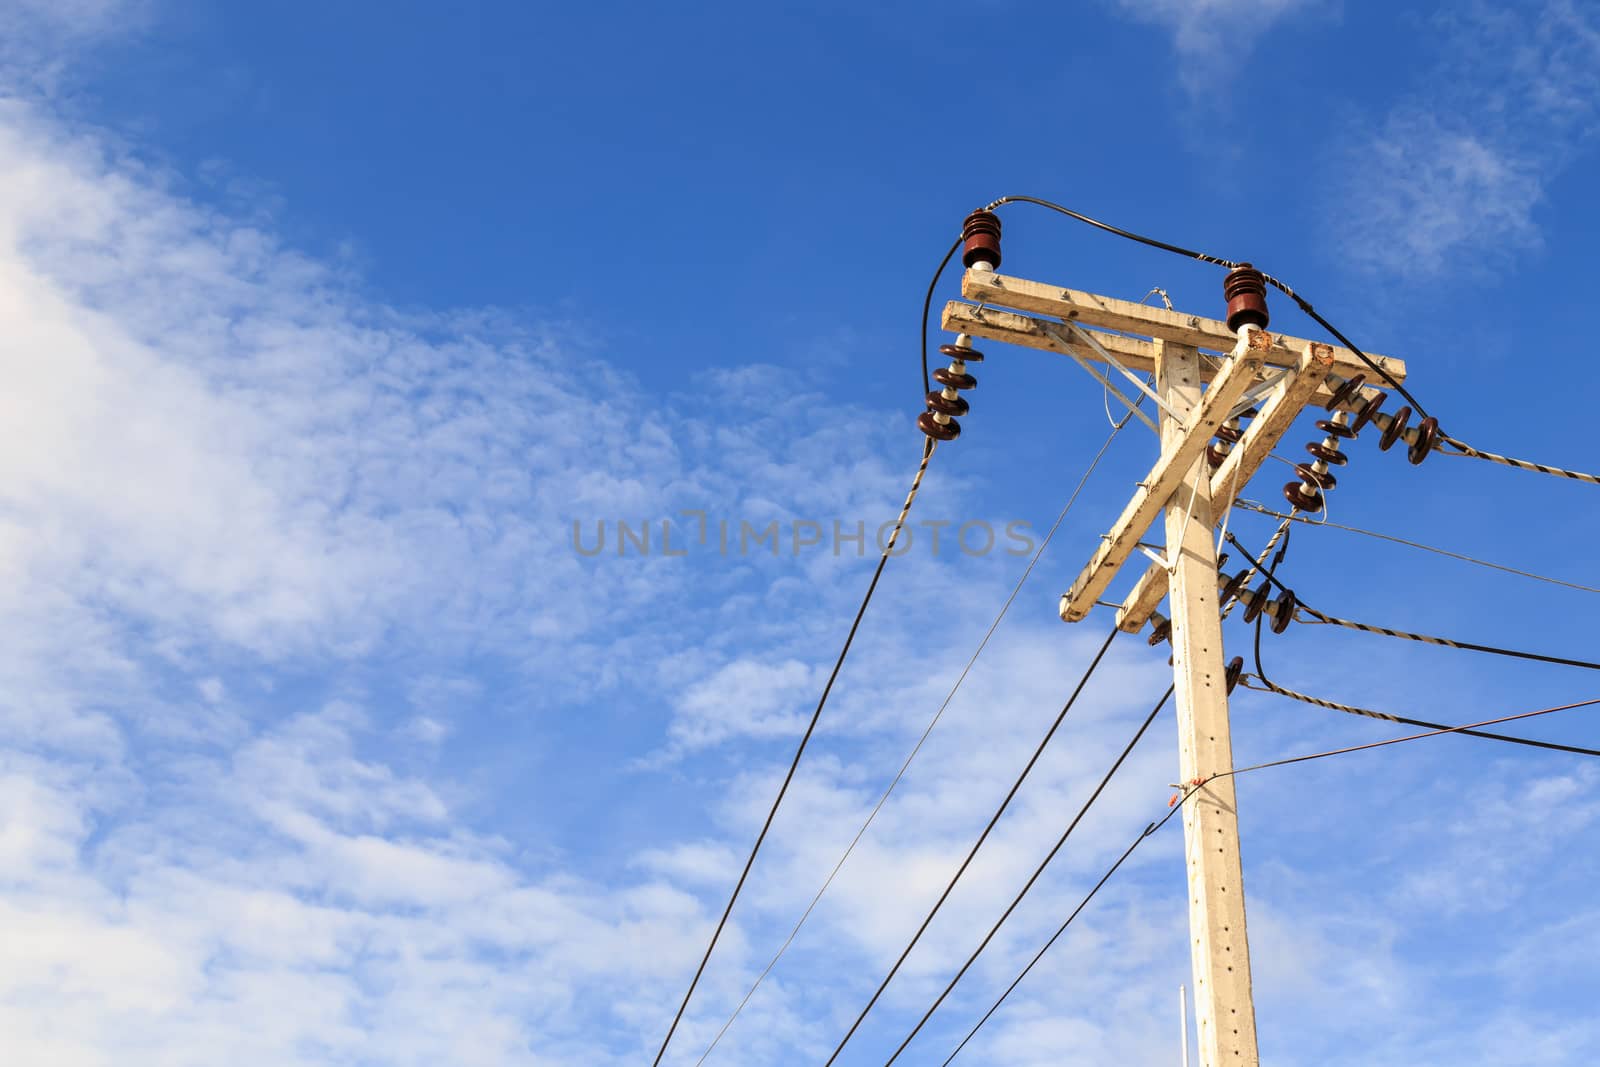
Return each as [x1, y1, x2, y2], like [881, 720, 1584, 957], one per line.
[919, 335, 982, 441]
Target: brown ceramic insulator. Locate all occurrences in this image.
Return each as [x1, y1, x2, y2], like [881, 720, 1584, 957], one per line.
[1305, 441, 1349, 465]
[961, 210, 1003, 269]
[1378, 405, 1412, 451]
[1325, 373, 1366, 412]
[1225, 656, 1245, 695]
[1237, 407, 1260, 420]
[918, 411, 961, 441]
[1223, 264, 1270, 332]
[1314, 418, 1356, 439]
[1147, 616, 1172, 647]
[1294, 462, 1338, 490]
[1283, 480, 1325, 513]
[933, 366, 977, 391]
[925, 390, 969, 417]
[940, 342, 985, 364]
[1352, 391, 1386, 435]
[1241, 587, 1267, 624]
[1218, 569, 1250, 609]
[1215, 424, 1245, 444]
[1269, 590, 1297, 634]
[1217, 552, 1229, 570]
[1206, 443, 1231, 468]
[1407, 416, 1438, 465]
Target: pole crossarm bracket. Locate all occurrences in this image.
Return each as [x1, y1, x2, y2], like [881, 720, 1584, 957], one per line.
[944, 268, 1403, 400]
[1113, 343, 1337, 632]
[1058, 330, 1268, 623]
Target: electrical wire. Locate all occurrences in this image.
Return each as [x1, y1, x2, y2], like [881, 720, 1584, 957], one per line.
[880, 685, 1175, 1066]
[1222, 532, 1600, 673]
[691, 408, 1140, 1065]
[941, 802, 1186, 1066]
[1236, 675, 1600, 758]
[978, 195, 1428, 418]
[1187, 698, 1600, 786]
[652, 437, 937, 1067]
[922, 236, 964, 395]
[1232, 500, 1600, 595]
[819, 624, 1123, 1067]
[1435, 434, 1600, 486]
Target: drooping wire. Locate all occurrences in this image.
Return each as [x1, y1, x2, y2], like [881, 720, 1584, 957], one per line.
[652, 437, 937, 1066]
[880, 685, 1175, 1066]
[1186, 698, 1600, 786]
[1232, 500, 1600, 595]
[977, 195, 1428, 419]
[1237, 676, 1600, 758]
[692, 405, 1141, 1065]
[922, 236, 964, 395]
[819, 624, 1124, 1067]
[942, 803, 1186, 1066]
[1222, 532, 1600, 673]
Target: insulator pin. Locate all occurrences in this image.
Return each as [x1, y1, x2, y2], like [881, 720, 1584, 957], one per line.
[961, 210, 1003, 270]
[1223, 264, 1270, 332]
[1283, 480, 1325, 513]
[1376, 405, 1412, 451]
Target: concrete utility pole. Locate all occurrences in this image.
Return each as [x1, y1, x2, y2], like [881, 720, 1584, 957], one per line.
[937, 257, 1409, 1067]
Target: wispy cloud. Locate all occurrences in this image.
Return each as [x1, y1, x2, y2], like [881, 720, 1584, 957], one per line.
[1333, 0, 1600, 274]
[1112, 0, 1320, 93]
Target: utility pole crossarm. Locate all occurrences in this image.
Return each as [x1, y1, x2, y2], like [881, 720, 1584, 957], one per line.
[959, 269, 1404, 388]
[1114, 342, 1336, 632]
[1058, 330, 1267, 623]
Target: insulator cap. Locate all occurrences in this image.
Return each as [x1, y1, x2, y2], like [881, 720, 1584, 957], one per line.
[1283, 480, 1325, 513]
[925, 390, 970, 417]
[1215, 424, 1245, 444]
[1378, 405, 1412, 451]
[933, 366, 977, 391]
[1269, 590, 1297, 634]
[1219, 569, 1250, 609]
[1223, 264, 1270, 332]
[1294, 462, 1338, 490]
[1352, 391, 1387, 435]
[1305, 441, 1349, 465]
[1206, 443, 1230, 468]
[1225, 656, 1244, 694]
[1407, 416, 1438, 465]
[940, 342, 984, 363]
[1148, 615, 1172, 646]
[918, 411, 961, 441]
[1325, 373, 1366, 413]
[961, 210, 1003, 269]
[1314, 418, 1356, 439]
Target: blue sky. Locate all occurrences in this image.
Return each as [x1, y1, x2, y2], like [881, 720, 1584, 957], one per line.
[0, 1, 1596, 1065]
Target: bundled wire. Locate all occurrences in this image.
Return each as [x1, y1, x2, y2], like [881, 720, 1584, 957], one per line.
[1435, 433, 1600, 486]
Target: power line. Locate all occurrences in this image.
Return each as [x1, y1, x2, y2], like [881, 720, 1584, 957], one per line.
[819, 624, 1123, 1067]
[1232, 500, 1600, 595]
[880, 685, 1175, 1066]
[1221, 532, 1600, 673]
[942, 803, 1185, 1066]
[922, 236, 964, 396]
[1437, 433, 1600, 486]
[652, 437, 937, 1066]
[1189, 698, 1600, 786]
[1237, 675, 1600, 758]
[692, 407, 1139, 1065]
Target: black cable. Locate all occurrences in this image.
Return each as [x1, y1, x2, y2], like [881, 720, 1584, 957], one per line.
[942, 802, 1185, 1066]
[922, 235, 963, 396]
[652, 438, 936, 1067]
[881, 685, 1175, 1066]
[980, 195, 1429, 419]
[1227, 530, 1600, 757]
[1223, 532, 1600, 673]
[819, 623, 1122, 1067]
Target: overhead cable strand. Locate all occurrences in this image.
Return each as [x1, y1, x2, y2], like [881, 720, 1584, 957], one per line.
[1436, 434, 1600, 486]
[978, 195, 1426, 417]
[1184, 698, 1600, 786]
[942, 802, 1186, 1066]
[1221, 532, 1600, 673]
[819, 624, 1123, 1067]
[1237, 675, 1600, 758]
[692, 410, 1139, 1065]
[922, 236, 964, 396]
[652, 437, 937, 1067]
[1232, 500, 1600, 595]
[881, 686, 1176, 1066]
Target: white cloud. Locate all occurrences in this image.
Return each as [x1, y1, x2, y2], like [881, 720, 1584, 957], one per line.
[1112, 0, 1320, 92]
[1334, 0, 1600, 273]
